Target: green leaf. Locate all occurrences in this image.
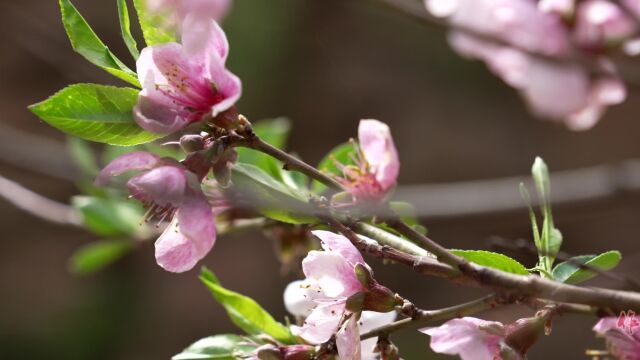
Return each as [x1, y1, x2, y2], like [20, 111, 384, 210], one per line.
[67, 137, 100, 177]
[117, 0, 140, 59]
[450, 250, 529, 275]
[172, 334, 251, 360]
[30, 84, 164, 146]
[236, 118, 292, 178]
[200, 269, 295, 344]
[312, 142, 357, 194]
[59, 0, 140, 86]
[69, 239, 133, 275]
[230, 163, 315, 224]
[72, 195, 146, 237]
[552, 251, 622, 284]
[133, 0, 177, 46]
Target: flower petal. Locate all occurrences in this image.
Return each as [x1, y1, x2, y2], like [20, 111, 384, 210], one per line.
[95, 151, 159, 185]
[593, 317, 640, 359]
[127, 165, 187, 207]
[337, 316, 362, 360]
[155, 219, 202, 273]
[360, 311, 397, 360]
[177, 189, 216, 257]
[421, 317, 506, 360]
[311, 230, 365, 267]
[358, 119, 399, 192]
[208, 55, 242, 117]
[134, 95, 193, 134]
[181, 14, 229, 61]
[283, 280, 321, 318]
[302, 251, 363, 298]
[291, 302, 345, 344]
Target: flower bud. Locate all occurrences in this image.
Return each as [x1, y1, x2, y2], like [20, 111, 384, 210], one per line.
[363, 282, 400, 313]
[281, 345, 315, 360]
[179, 134, 205, 153]
[504, 316, 546, 356]
[256, 344, 283, 360]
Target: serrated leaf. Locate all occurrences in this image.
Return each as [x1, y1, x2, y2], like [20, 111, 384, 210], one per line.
[59, 0, 140, 86]
[172, 334, 251, 360]
[69, 239, 133, 275]
[230, 163, 315, 224]
[200, 269, 295, 344]
[72, 195, 146, 237]
[117, 0, 140, 59]
[451, 250, 529, 275]
[552, 251, 622, 284]
[30, 84, 164, 146]
[133, 0, 177, 46]
[312, 142, 356, 194]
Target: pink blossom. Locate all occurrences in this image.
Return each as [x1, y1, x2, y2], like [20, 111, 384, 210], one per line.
[574, 0, 637, 50]
[284, 230, 396, 359]
[96, 151, 219, 273]
[426, 0, 627, 129]
[421, 317, 521, 360]
[593, 317, 640, 360]
[135, 15, 241, 134]
[336, 119, 399, 203]
[538, 0, 575, 16]
[146, 0, 232, 29]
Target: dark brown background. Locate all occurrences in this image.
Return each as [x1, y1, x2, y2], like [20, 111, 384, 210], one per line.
[1, 0, 639, 359]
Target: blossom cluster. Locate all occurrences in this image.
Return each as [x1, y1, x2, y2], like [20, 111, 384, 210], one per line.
[425, 0, 633, 129]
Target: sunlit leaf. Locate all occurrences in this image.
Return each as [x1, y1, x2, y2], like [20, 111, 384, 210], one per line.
[30, 84, 164, 146]
[172, 334, 253, 360]
[69, 239, 133, 275]
[72, 195, 146, 237]
[117, 0, 140, 59]
[200, 269, 295, 344]
[59, 0, 139, 86]
[133, 0, 177, 46]
[552, 251, 622, 284]
[450, 250, 529, 275]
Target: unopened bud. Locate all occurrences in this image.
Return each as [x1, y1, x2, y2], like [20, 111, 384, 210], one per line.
[363, 282, 400, 313]
[375, 338, 400, 360]
[256, 344, 283, 360]
[282, 345, 314, 360]
[504, 316, 546, 356]
[179, 134, 205, 153]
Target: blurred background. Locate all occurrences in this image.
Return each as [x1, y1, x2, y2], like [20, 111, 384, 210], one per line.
[2, 0, 640, 359]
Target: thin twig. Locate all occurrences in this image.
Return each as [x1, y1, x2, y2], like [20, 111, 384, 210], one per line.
[0, 174, 82, 227]
[360, 295, 498, 340]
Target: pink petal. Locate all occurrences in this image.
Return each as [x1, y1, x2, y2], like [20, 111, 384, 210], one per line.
[181, 14, 229, 61]
[538, 0, 575, 15]
[176, 190, 216, 257]
[283, 280, 321, 318]
[127, 165, 187, 207]
[155, 219, 202, 273]
[311, 230, 365, 267]
[360, 311, 397, 360]
[134, 95, 192, 134]
[593, 317, 640, 359]
[337, 316, 362, 360]
[358, 119, 399, 191]
[208, 55, 242, 117]
[302, 251, 363, 298]
[574, 0, 637, 47]
[421, 317, 507, 360]
[291, 302, 345, 344]
[95, 151, 159, 186]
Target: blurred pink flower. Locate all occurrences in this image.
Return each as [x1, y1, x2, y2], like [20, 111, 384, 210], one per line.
[135, 15, 241, 134]
[421, 317, 521, 360]
[146, 0, 232, 28]
[538, 0, 575, 16]
[593, 317, 640, 360]
[284, 230, 396, 360]
[574, 0, 637, 50]
[426, 0, 628, 129]
[96, 151, 220, 273]
[336, 119, 399, 203]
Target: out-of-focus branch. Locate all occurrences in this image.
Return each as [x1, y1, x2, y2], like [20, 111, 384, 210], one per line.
[0, 174, 82, 227]
[393, 160, 640, 219]
[0, 123, 77, 180]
